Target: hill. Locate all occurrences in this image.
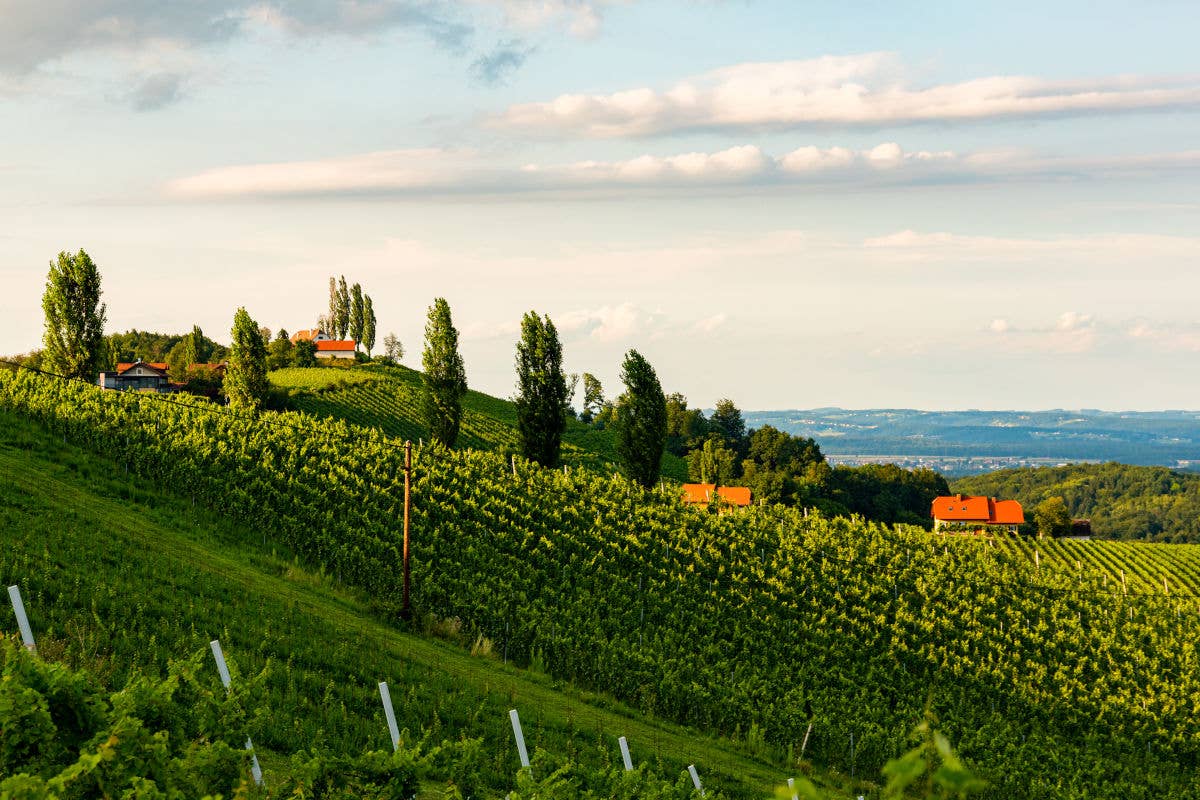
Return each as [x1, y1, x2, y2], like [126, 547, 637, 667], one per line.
[0, 404, 796, 798]
[954, 462, 1200, 543]
[4, 368, 1200, 799]
[269, 363, 688, 480]
[745, 408, 1200, 475]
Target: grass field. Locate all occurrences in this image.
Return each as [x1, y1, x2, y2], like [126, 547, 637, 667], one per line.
[269, 363, 689, 480]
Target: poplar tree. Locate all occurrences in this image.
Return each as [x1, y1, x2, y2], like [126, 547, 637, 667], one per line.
[614, 350, 667, 488]
[326, 276, 338, 336]
[41, 249, 107, 379]
[514, 311, 569, 467]
[335, 276, 351, 339]
[363, 295, 376, 356]
[223, 307, 268, 410]
[349, 283, 364, 348]
[420, 298, 467, 447]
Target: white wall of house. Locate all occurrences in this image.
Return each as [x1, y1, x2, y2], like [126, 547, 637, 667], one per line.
[315, 350, 356, 360]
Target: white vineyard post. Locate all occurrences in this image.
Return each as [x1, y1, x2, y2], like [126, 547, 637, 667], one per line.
[511, 455, 517, 478]
[210, 640, 264, 786]
[618, 736, 633, 771]
[379, 681, 400, 751]
[1034, 549, 1040, 570]
[787, 777, 798, 800]
[7, 585, 35, 651]
[688, 764, 705, 796]
[509, 709, 530, 769]
[1121, 570, 1127, 595]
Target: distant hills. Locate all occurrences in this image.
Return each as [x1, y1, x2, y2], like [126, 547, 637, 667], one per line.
[744, 408, 1200, 476]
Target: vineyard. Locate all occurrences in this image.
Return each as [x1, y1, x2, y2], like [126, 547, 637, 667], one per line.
[3, 368, 1200, 798]
[0, 405, 781, 798]
[269, 364, 688, 479]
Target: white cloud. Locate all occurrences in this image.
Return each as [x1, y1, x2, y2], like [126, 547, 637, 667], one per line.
[1056, 311, 1093, 332]
[989, 319, 1010, 334]
[861, 229, 1200, 264]
[471, 0, 627, 38]
[693, 313, 728, 334]
[490, 53, 1200, 136]
[167, 142, 1200, 200]
[558, 302, 660, 341]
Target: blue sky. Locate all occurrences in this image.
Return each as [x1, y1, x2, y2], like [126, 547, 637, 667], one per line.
[3, 1, 1199, 410]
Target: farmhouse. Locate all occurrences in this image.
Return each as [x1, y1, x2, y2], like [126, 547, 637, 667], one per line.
[681, 483, 752, 508]
[315, 340, 357, 360]
[97, 361, 173, 392]
[289, 329, 330, 343]
[931, 494, 1025, 533]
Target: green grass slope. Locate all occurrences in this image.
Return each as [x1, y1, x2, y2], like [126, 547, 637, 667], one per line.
[953, 462, 1200, 543]
[0, 408, 808, 798]
[269, 364, 688, 480]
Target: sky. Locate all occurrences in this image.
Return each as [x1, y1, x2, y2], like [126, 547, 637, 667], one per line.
[2, 0, 1199, 411]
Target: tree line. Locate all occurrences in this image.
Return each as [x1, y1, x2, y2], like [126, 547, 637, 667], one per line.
[28, 248, 944, 519]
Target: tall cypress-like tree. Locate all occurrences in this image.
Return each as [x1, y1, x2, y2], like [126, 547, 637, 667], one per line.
[223, 307, 268, 410]
[420, 298, 467, 447]
[614, 349, 668, 488]
[349, 283, 364, 348]
[326, 276, 338, 336]
[514, 311, 569, 467]
[42, 249, 107, 379]
[363, 295, 376, 357]
[335, 276, 351, 339]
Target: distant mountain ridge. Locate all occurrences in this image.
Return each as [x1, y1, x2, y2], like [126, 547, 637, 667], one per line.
[742, 408, 1200, 474]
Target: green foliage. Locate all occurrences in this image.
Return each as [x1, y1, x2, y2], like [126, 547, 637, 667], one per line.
[223, 308, 268, 410]
[363, 295, 377, 357]
[955, 462, 1200, 542]
[382, 333, 403, 364]
[41, 249, 107, 380]
[5, 370, 1200, 799]
[738, 426, 827, 506]
[0, 639, 256, 799]
[665, 392, 708, 457]
[349, 283, 365, 349]
[687, 437, 738, 485]
[420, 298, 468, 448]
[266, 330, 294, 372]
[335, 277, 351, 340]
[1034, 496, 1073, 539]
[579, 374, 604, 424]
[882, 717, 987, 799]
[831, 464, 950, 529]
[293, 339, 318, 368]
[614, 350, 667, 488]
[515, 312, 570, 468]
[709, 399, 746, 457]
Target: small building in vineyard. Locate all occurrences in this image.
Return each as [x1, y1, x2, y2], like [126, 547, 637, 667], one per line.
[681, 483, 752, 508]
[931, 494, 1024, 534]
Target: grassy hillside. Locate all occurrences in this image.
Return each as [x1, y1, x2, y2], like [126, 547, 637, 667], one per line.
[954, 462, 1200, 542]
[269, 363, 688, 480]
[4, 369, 1200, 799]
[0, 406, 802, 798]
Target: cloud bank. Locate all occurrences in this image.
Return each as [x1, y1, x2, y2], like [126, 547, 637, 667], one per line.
[166, 143, 1200, 199]
[490, 53, 1200, 136]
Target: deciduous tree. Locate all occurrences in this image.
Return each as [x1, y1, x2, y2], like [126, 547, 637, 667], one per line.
[514, 311, 570, 467]
[41, 249, 107, 379]
[580, 373, 604, 423]
[1035, 496, 1073, 538]
[421, 298, 467, 447]
[224, 307, 268, 409]
[349, 282, 364, 348]
[614, 350, 667, 488]
[363, 295, 376, 356]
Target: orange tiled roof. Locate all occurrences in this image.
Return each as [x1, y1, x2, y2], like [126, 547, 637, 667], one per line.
[116, 362, 168, 374]
[290, 329, 323, 343]
[717, 486, 752, 507]
[932, 494, 1024, 525]
[315, 340, 356, 351]
[681, 484, 752, 506]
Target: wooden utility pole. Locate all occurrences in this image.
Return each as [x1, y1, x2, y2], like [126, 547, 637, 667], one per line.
[403, 440, 412, 620]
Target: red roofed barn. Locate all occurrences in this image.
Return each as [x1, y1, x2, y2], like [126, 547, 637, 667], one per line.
[931, 494, 1025, 534]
